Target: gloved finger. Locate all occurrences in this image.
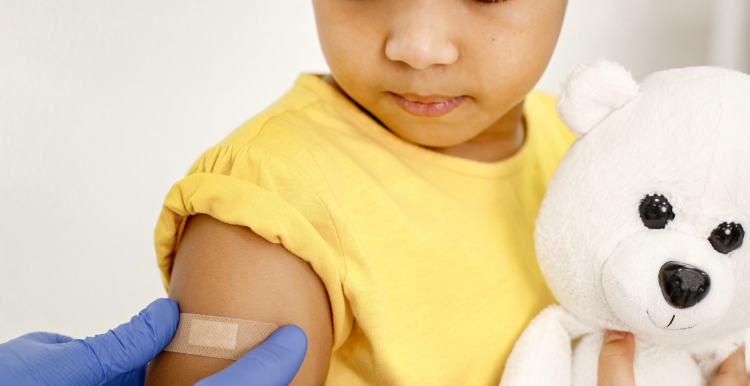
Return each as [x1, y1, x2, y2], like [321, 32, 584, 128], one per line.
[15, 332, 74, 345]
[63, 298, 179, 384]
[712, 345, 748, 386]
[195, 325, 308, 386]
[597, 330, 635, 386]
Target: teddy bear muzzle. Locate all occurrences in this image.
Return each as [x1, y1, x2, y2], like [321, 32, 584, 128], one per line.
[599, 230, 734, 333]
[659, 262, 710, 309]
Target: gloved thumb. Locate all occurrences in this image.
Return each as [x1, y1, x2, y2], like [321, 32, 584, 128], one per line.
[63, 298, 179, 385]
[597, 330, 635, 386]
[195, 325, 308, 386]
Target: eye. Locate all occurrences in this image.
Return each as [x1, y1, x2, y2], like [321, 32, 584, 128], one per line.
[708, 222, 744, 254]
[639, 194, 675, 229]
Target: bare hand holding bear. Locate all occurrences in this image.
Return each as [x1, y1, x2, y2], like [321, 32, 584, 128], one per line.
[597, 331, 750, 386]
[712, 347, 750, 386]
[597, 330, 636, 386]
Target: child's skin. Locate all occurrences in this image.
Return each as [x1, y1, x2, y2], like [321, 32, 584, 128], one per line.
[145, 1, 750, 385]
[314, 0, 566, 162]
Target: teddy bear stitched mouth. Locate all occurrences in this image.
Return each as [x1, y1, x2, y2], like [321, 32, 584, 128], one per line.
[646, 310, 697, 330]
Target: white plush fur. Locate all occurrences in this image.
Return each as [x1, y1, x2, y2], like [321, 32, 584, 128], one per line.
[557, 59, 639, 138]
[500, 60, 750, 386]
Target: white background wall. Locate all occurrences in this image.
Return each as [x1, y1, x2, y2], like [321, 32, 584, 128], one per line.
[2, 0, 749, 343]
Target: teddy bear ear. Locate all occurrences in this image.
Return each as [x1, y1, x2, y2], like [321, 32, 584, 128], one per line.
[556, 59, 639, 138]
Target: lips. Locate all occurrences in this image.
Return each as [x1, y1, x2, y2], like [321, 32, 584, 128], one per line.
[390, 92, 466, 117]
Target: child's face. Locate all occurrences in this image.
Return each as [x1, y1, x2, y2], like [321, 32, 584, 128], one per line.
[312, 0, 568, 148]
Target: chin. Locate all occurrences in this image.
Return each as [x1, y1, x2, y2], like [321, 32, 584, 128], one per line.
[389, 123, 480, 149]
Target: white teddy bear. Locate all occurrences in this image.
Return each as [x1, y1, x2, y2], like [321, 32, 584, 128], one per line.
[499, 60, 750, 386]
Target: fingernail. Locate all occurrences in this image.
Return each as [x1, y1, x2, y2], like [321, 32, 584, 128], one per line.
[603, 330, 627, 344]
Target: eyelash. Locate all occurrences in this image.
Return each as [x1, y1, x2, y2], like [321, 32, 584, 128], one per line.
[474, 0, 507, 3]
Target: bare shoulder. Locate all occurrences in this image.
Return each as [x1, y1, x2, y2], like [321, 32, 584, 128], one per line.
[145, 214, 333, 385]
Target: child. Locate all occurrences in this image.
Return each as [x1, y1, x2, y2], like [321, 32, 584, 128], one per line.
[146, 0, 573, 384]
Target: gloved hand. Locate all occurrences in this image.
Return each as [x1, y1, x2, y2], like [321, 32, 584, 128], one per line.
[0, 298, 308, 386]
[194, 324, 307, 386]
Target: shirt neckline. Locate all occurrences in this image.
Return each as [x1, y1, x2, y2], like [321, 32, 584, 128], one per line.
[295, 73, 540, 178]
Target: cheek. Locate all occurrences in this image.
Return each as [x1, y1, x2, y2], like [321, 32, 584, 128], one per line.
[322, 40, 388, 107]
[462, 2, 566, 102]
[313, 3, 387, 86]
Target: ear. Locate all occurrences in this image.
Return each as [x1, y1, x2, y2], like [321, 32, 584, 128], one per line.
[556, 59, 639, 138]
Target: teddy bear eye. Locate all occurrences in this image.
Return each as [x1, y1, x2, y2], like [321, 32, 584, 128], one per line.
[708, 222, 744, 254]
[639, 194, 675, 229]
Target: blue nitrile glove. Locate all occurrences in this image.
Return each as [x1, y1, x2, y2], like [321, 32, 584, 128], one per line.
[194, 325, 307, 386]
[0, 298, 179, 386]
[0, 298, 308, 386]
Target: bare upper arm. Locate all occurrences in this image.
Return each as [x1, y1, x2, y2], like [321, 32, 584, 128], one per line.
[145, 214, 334, 385]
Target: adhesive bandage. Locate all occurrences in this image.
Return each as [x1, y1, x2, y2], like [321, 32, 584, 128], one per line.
[163, 313, 278, 360]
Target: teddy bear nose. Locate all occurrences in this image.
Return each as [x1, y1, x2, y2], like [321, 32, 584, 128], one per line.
[659, 262, 710, 309]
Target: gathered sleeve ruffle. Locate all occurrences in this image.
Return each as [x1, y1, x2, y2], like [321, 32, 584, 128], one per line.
[154, 143, 353, 349]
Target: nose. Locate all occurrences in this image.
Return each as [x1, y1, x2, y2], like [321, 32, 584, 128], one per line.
[384, 5, 459, 69]
[659, 262, 710, 309]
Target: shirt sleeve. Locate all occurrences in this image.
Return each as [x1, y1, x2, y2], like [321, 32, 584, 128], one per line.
[154, 143, 353, 349]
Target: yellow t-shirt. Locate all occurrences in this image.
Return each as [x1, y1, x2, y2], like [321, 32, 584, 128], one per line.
[154, 74, 575, 385]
